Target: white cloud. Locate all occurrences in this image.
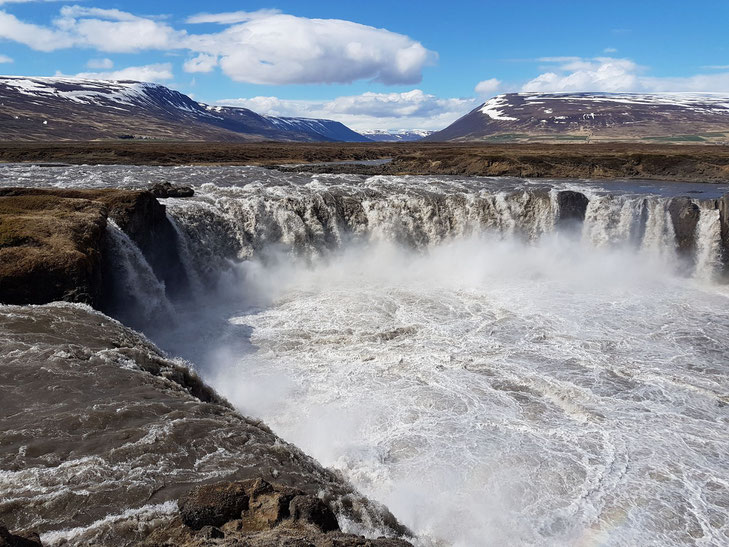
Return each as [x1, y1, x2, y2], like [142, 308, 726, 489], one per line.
[86, 57, 113, 69]
[703, 65, 729, 70]
[186, 10, 281, 25]
[523, 57, 640, 92]
[0, 0, 63, 4]
[0, 53, 12, 63]
[640, 72, 729, 93]
[475, 78, 501, 95]
[0, 7, 435, 86]
[604, 47, 617, 54]
[198, 13, 436, 85]
[54, 6, 183, 53]
[0, 10, 74, 51]
[183, 53, 217, 73]
[522, 56, 729, 93]
[64, 63, 173, 83]
[217, 89, 475, 131]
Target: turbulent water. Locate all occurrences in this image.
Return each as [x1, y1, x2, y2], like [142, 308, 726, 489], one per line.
[1, 165, 729, 546]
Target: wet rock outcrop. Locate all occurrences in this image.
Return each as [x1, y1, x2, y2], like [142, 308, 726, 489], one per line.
[719, 194, 729, 269]
[556, 190, 589, 228]
[0, 523, 42, 547]
[97, 189, 189, 297]
[146, 478, 410, 546]
[150, 182, 195, 198]
[179, 478, 340, 533]
[668, 197, 701, 256]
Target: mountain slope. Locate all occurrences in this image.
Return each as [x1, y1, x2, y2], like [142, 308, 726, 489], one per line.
[0, 76, 369, 142]
[360, 130, 433, 142]
[425, 92, 729, 143]
[264, 115, 372, 142]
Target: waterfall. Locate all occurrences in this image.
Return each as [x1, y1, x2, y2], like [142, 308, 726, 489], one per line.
[640, 198, 677, 263]
[158, 182, 729, 283]
[693, 207, 723, 282]
[165, 212, 205, 298]
[104, 220, 176, 327]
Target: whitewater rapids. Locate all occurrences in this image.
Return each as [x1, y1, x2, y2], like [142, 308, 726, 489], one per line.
[1, 165, 728, 546]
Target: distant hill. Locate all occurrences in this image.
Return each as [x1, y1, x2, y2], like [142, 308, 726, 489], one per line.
[424, 92, 729, 143]
[360, 130, 433, 142]
[0, 76, 370, 142]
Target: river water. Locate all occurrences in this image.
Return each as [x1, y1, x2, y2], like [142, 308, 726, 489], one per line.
[1, 165, 728, 546]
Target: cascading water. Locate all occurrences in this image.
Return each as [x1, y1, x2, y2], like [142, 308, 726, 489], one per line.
[1, 165, 728, 546]
[103, 219, 176, 328]
[694, 207, 723, 282]
[160, 178, 725, 283]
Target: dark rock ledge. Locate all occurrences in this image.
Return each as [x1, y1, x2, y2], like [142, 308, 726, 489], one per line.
[0, 186, 191, 307]
[142, 478, 411, 546]
[0, 523, 42, 547]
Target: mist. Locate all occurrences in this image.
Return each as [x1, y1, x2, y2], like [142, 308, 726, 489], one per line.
[147, 229, 729, 545]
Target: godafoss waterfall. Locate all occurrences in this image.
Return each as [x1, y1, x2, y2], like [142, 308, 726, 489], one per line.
[1, 165, 728, 546]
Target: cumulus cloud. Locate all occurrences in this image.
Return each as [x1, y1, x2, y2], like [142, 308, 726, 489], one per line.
[523, 56, 729, 93]
[474, 78, 501, 95]
[217, 89, 475, 131]
[0, 6, 435, 86]
[0, 53, 12, 63]
[86, 57, 113, 69]
[196, 13, 436, 85]
[63, 62, 173, 83]
[523, 57, 640, 92]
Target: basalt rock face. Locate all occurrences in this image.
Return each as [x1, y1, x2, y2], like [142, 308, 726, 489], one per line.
[99, 189, 190, 299]
[668, 197, 701, 256]
[0, 523, 43, 547]
[556, 190, 589, 228]
[150, 182, 195, 199]
[0, 191, 107, 306]
[719, 194, 729, 268]
[0, 187, 189, 307]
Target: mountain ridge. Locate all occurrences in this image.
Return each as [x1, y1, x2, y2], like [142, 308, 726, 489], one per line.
[0, 76, 371, 142]
[424, 92, 729, 143]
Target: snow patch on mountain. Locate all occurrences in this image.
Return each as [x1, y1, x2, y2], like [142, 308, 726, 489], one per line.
[479, 96, 518, 121]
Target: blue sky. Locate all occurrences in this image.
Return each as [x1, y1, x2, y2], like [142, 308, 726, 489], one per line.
[1, 0, 728, 130]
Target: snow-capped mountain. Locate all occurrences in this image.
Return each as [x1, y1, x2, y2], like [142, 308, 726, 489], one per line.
[207, 105, 370, 142]
[425, 92, 729, 143]
[360, 129, 433, 142]
[0, 76, 369, 142]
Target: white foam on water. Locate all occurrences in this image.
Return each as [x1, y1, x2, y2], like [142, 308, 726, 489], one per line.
[40, 501, 178, 546]
[203, 235, 729, 546]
